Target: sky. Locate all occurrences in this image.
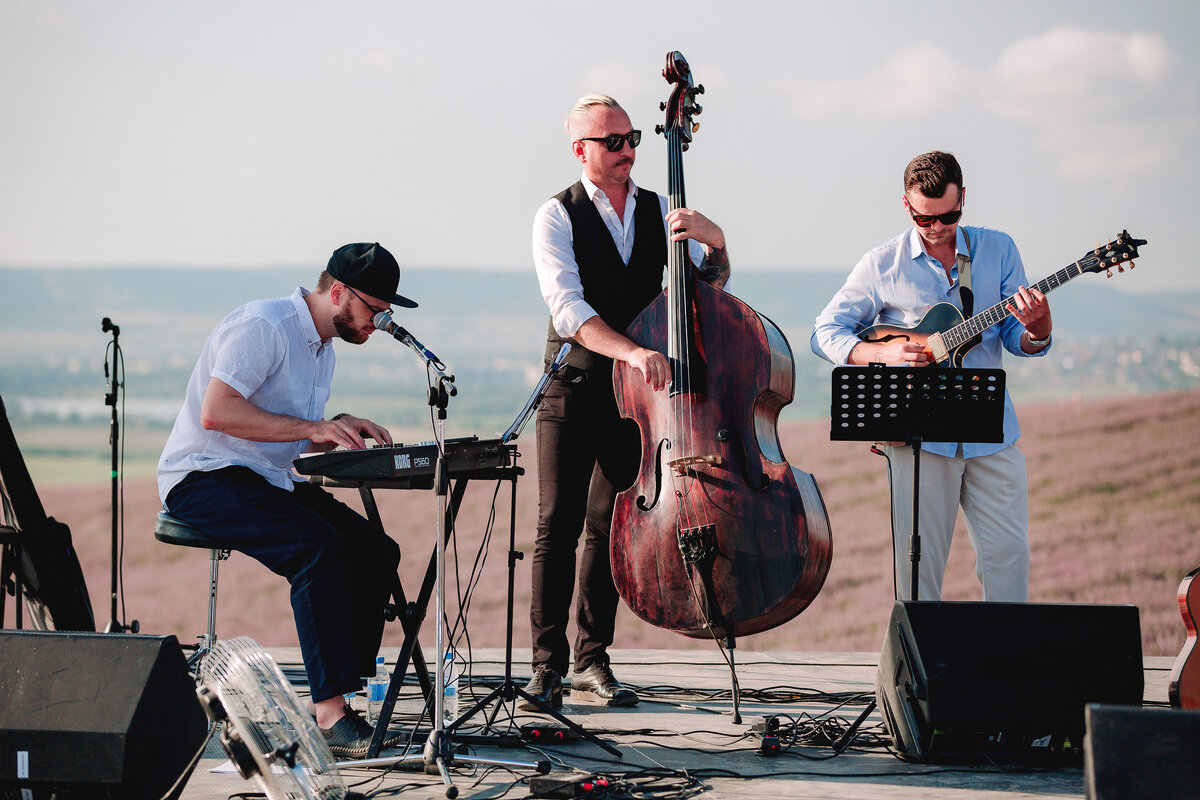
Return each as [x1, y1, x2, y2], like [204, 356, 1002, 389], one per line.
[2, 1, 1197, 291]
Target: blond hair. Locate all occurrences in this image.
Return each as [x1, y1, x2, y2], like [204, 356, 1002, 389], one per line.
[565, 94, 623, 138]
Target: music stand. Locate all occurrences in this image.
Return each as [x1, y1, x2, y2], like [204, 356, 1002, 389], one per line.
[0, 394, 95, 632]
[830, 365, 1005, 602]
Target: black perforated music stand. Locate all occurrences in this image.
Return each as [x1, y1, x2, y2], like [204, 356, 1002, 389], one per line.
[830, 365, 1005, 601]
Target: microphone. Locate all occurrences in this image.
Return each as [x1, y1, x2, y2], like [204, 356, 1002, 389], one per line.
[372, 311, 455, 394]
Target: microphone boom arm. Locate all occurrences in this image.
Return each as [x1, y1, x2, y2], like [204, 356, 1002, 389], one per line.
[373, 311, 457, 396]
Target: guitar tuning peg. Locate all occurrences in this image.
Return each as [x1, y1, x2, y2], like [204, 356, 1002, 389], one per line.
[1105, 269, 1113, 278]
[692, 122, 700, 133]
[682, 142, 690, 151]
[693, 104, 703, 115]
[695, 84, 705, 95]
[1117, 265, 1125, 273]
[1129, 261, 1136, 269]
[655, 124, 665, 134]
[659, 101, 667, 111]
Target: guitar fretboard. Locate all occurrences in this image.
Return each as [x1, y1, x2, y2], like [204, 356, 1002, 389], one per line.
[940, 257, 1099, 350]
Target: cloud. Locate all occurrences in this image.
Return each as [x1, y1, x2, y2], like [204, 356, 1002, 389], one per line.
[985, 29, 1170, 121]
[787, 28, 1196, 180]
[983, 28, 1194, 178]
[792, 45, 971, 121]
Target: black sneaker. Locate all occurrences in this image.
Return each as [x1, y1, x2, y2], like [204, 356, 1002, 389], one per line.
[517, 665, 563, 711]
[571, 664, 638, 707]
[320, 707, 381, 758]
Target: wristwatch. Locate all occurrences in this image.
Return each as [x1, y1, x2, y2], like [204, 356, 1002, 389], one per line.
[1027, 333, 1051, 347]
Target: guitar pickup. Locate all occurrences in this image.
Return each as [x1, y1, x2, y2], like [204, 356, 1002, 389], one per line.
[925, 333, 949, 364]
[668, 454, 724, 476]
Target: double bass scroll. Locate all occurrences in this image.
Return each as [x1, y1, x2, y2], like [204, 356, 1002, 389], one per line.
[609, 51, 832, 640]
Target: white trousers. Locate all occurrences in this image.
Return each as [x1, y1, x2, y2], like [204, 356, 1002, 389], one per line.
[882, 443, 1030, 602]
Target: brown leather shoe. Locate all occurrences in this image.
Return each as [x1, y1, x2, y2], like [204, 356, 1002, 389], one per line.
[570, 664, 638, 707]
[517, 665, 563, 711]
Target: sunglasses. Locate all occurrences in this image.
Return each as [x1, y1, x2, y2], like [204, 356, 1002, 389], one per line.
[578, 130, 642, 152]
[906, 197, 963, 228]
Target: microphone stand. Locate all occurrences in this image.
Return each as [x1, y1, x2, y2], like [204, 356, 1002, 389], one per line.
[101, 318, 137, 634]
[362, 321, 545, 793]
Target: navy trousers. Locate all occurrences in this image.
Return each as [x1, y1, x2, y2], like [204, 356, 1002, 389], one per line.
[166, 466, 400, 703]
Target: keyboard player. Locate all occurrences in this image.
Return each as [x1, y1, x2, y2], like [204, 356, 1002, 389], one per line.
[156, 242, 416, 758]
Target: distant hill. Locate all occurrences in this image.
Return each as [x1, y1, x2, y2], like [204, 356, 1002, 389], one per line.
[2, 266, 1198, 439]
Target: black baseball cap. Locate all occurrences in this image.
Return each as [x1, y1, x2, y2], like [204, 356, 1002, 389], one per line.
[326, 242, 418, 308]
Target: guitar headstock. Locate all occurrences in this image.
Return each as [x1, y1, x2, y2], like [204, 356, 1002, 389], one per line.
[655, 51, 704, 151]
[1080, 230, 1148, 277]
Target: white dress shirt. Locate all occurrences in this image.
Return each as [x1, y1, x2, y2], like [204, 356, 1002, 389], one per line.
[158, 287, 335, 503]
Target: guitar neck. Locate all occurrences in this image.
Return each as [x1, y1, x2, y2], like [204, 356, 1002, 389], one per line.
[940, 259, 1089, 350]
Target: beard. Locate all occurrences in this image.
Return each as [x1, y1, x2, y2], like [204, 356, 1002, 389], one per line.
[332, 309, 370, 344]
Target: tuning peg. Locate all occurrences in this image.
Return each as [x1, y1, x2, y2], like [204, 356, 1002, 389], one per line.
[692, 122, 700, 133]
[695, 84, 705, 95]
[1129, 261, 1136, 269]
[655, 124, 664, 135]
[1105, 269, 1113, 278]
[693, 103, 703, 116]
[1117, 265, 1125, 273]
[682, 142, 690, 151]
[659, 101, 667, 111]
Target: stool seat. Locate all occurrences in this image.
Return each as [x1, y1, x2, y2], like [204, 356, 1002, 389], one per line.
[154, 509, 228, 672]
[155, 511, 223, 549]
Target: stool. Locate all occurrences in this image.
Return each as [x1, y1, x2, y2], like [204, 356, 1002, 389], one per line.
[154, 510, 230, 669]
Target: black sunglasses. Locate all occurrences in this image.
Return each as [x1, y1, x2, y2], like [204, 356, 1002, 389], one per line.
[578, 130, 642, 152]
[906, 197, 963, 228]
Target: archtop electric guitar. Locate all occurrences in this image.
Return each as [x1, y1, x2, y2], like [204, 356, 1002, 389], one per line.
[856, 230, 1147, 367]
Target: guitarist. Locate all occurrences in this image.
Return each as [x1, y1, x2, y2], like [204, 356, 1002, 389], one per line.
[810, 151, 1052, 603]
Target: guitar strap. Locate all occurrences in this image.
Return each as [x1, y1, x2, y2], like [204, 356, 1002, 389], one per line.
[957, 227, 973, 317]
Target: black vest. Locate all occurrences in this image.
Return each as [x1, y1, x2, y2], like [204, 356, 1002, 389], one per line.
[543, 181, 668, 372]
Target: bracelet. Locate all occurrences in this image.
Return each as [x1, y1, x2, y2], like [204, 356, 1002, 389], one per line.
[330, 413, 348, 421]
[1027, 333, 1051, 347]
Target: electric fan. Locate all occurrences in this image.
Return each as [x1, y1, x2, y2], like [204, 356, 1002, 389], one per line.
[198, 636, 348, 800]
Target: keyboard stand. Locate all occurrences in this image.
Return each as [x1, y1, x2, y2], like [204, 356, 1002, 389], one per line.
[358, 460, 517, 759]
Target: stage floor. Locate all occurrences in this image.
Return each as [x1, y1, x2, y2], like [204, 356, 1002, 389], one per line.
[178, 647, 1174, 800]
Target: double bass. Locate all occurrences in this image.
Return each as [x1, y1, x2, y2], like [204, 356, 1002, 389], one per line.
[611, 52, 832, 641]
[1169, 566, 1200, 709]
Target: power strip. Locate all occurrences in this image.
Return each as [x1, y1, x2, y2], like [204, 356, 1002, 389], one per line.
[528, 773, 611, 798]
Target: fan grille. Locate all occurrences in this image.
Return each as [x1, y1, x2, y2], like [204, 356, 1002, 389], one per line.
[202, 637, 346, 800]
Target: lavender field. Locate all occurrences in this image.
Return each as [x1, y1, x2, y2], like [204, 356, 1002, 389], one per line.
[35, 390, 1200, 660]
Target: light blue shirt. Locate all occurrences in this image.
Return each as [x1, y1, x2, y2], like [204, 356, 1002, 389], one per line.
[810, 225, 1050, 458]
[158, 287, 335, 503]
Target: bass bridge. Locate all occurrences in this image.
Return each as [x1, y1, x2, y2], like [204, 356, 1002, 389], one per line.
[669, 454, 724, 477]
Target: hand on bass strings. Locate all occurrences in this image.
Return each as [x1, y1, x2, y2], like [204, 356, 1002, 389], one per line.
[666, 208, 726, 251]
[627, 346, 671, 392]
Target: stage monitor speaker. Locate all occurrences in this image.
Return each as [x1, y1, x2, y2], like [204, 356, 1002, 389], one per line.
[875, 601, 1143, 762]
[1085, 704, 1200, 800]
[0, 631, 207, 799]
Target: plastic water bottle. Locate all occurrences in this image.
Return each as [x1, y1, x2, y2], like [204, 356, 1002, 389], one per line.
[441, 650, 459, 726]
[367, 656, 389, 725]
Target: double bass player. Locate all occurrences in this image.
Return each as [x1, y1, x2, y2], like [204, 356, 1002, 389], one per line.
[525, 93, 731, 710]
